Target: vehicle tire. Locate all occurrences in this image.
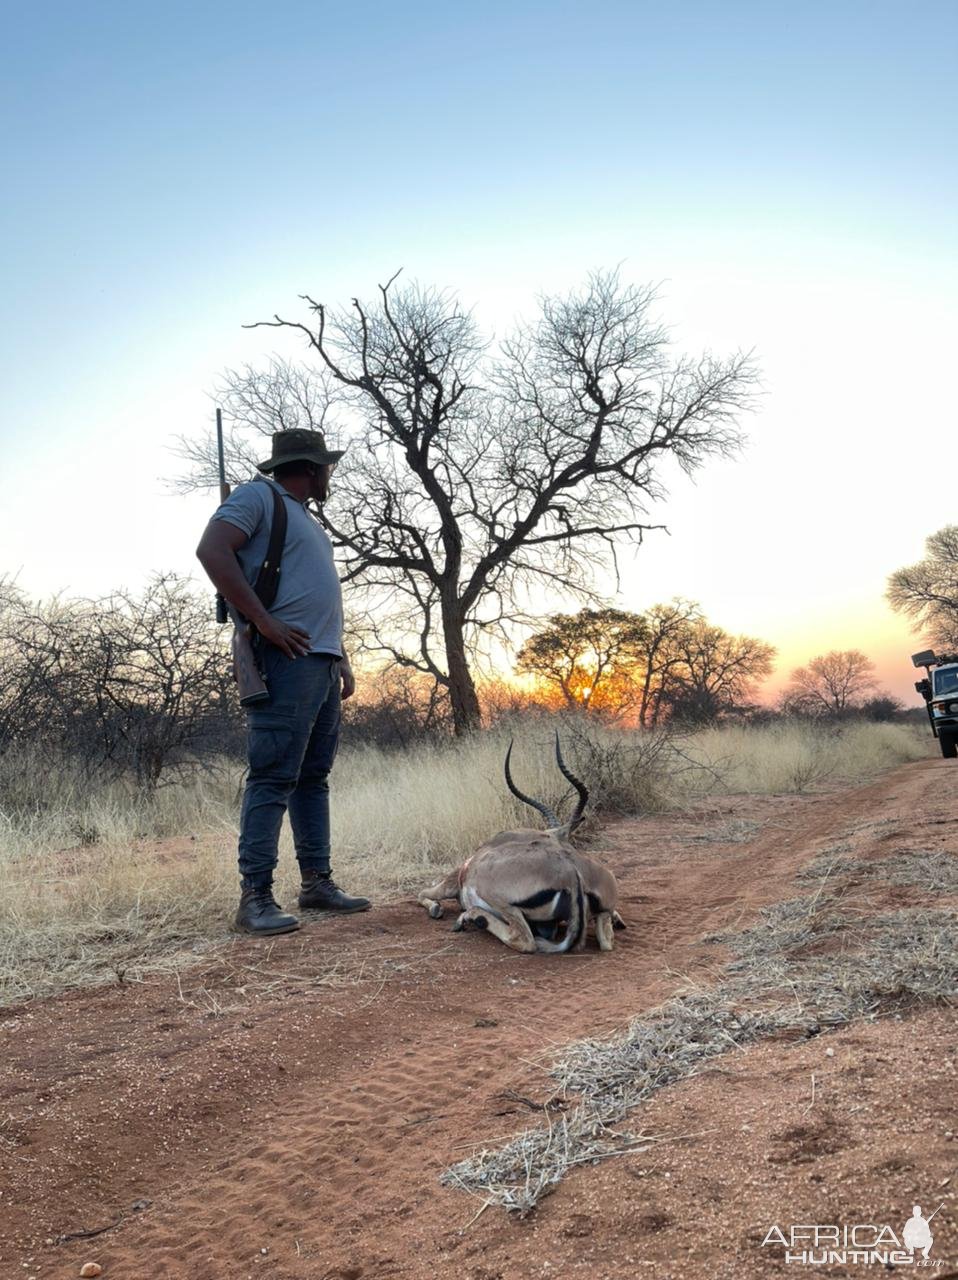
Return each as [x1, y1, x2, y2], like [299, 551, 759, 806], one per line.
[940, 731, 958, 759]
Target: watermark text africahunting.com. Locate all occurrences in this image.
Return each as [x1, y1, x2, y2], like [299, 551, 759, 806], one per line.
[762, 1206, 945, 1267]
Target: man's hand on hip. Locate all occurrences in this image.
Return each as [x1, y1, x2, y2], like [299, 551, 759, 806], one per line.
[256, 616, 312, 659]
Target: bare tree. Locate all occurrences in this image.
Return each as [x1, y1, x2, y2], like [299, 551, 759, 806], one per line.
[665, 620, 775, 723]
[886, 525, 958, 650]
[0, 578, 49, 751]
[3, 575, 238, 788]
[175, 357, 345, 487]
[782, 650, 879, 716]
[632, 599, 703, 727]
[182, 272, 758, 733]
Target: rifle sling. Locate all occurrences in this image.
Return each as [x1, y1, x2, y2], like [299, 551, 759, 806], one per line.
[252, 480, 288, 613]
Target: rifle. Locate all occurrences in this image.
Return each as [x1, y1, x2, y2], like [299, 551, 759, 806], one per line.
[215, 408, 270, 707]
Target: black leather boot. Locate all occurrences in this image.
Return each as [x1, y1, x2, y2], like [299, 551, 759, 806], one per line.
[235, 882, 300, 935]
[298, 871, 371, 913]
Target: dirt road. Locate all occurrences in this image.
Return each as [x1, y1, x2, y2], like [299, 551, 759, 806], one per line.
[1, 759, 956, 1279]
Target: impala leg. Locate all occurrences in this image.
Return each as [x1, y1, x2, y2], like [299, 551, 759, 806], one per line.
[456, 904, 537, 954]
[594, 911, 615, 952]
[417, 870, 461, 920]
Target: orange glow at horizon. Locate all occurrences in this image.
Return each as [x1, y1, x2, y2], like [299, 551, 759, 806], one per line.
[459, 601, 930, 714]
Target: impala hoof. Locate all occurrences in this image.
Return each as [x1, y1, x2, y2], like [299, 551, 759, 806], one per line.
[429, 903, 443, 919]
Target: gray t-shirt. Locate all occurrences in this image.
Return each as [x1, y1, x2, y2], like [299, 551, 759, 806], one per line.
[211, 476, 343, 657]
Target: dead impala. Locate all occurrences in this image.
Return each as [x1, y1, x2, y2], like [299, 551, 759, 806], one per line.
[418, 735, 625, 953]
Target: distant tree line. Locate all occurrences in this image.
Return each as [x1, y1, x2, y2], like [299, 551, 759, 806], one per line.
[0, 571, 912, 800]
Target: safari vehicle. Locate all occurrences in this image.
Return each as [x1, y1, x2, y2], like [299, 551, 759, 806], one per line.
[913, 650, 958, 758]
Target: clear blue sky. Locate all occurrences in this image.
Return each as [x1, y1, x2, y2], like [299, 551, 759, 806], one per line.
[2, 1, 956, 698]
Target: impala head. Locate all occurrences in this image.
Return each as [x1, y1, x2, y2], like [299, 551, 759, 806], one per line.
[503, 732, 590, 838]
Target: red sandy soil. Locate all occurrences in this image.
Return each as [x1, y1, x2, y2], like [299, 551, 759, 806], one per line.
[1, 759, 956, 1280]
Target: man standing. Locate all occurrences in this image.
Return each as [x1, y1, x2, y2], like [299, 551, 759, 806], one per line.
[196, 427, 370, 935]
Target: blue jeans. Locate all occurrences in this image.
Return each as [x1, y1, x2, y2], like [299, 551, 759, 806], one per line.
[238, 647, 342, 887]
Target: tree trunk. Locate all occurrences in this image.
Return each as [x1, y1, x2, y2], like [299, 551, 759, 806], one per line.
[441, 603, 482, 735]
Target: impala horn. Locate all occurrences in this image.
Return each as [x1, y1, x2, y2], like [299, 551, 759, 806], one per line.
[504, 740, 560, 828]
[554, 732, 589, 833]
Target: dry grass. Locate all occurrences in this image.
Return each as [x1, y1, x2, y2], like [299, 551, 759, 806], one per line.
[0, 744, 240, 856]
[443, 875, 957, 1213]
[797, 846, 958, 893]
[0, 718, 933, 1005]
[676, 720, 930, 795]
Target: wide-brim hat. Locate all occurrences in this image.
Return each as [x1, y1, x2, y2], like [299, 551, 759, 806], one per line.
[256, 428, 345, 472]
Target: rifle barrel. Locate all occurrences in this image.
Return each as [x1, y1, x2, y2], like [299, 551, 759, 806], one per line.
[216, 407, 230, 501]
[214, 407, 230, 623]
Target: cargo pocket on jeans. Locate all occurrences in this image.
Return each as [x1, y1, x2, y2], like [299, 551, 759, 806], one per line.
[247, 720, 295, 778]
